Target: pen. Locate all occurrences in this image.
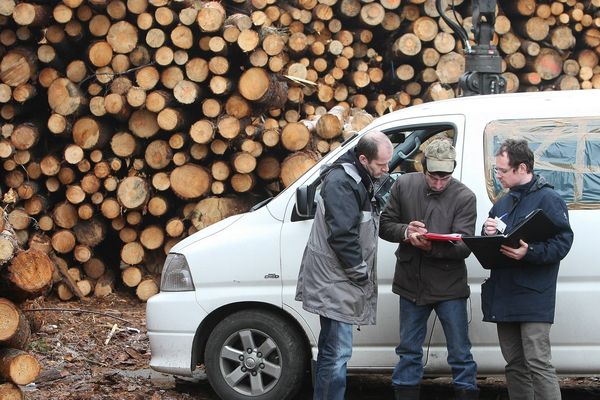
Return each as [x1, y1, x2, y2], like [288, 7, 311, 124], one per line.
[498, 213, 508, 220]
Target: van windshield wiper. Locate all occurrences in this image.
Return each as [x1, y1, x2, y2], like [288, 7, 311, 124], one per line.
[341, 132, 358, 146]
[251, 197, 273, 211]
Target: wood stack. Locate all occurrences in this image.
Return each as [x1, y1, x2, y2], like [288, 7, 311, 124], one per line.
[0, 208, 47, 399]
[0, 0, 598, 302]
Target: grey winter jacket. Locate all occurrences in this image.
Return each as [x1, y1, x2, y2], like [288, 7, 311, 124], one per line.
[379, 172, 477, 305]
[295, 151, 379, 325]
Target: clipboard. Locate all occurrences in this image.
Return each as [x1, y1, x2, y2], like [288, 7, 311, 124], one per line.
[462, 209, 559, 269]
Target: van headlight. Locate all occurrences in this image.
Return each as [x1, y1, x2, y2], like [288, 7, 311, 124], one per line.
[160, 253, 195, 292]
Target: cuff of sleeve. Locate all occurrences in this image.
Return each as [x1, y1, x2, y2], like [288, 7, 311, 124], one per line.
[524, 244, 535, 261]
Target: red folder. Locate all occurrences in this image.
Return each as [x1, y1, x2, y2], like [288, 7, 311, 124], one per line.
[420, 233, 462, 241]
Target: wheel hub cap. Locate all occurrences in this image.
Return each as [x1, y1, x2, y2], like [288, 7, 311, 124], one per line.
[244, 357, 257, 370]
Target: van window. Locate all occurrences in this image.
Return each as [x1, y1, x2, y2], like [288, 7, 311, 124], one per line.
[483, 117, 600, 208]
[295, 124, 459, 221]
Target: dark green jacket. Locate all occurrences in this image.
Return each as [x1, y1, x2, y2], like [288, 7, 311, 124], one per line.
[379, 172, 477, 305]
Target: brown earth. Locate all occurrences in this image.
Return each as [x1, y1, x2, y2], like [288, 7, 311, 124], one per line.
[21, 294, 206, 400]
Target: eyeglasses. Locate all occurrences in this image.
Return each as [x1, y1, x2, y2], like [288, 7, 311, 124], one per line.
[493, 166, 515, 175]
[425, 171, 452, 183]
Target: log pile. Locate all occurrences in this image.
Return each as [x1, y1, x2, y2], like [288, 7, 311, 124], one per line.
[0, 207, 49, 398]
[0, 0, 598, 303]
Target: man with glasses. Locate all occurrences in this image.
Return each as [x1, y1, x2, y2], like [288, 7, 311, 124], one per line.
[482, 139, 573, 400]
[380, 138, 479, 400]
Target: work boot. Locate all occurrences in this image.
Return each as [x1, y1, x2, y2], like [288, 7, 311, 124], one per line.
[393, 385, 420, 400]
[454, 388, 480, 400]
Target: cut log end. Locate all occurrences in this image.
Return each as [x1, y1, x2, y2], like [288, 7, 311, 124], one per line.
[0, 348, 41, 385]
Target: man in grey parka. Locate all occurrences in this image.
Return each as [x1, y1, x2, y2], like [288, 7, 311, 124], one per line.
[296, 131, 393, 400]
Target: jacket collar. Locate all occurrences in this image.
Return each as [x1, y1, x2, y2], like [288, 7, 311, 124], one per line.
[322, 150, 374, 197]
[508, 174, 552, 201]
[423, 173, 455, 196]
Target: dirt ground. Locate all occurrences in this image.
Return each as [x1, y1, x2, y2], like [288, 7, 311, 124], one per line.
[22, 293, 201, 400]
[20, 293, 600, 400]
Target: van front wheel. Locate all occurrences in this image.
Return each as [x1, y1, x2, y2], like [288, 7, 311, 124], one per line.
[205, 310, 308, 400]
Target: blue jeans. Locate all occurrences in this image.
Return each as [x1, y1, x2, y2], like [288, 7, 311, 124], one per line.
[314, 316, 353, 400]
[392, 297, 478, 390]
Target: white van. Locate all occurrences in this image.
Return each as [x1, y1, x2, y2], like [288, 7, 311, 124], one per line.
[147, 89, 600, 400]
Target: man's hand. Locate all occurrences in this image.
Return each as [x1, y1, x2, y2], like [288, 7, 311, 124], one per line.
[408, 232, 432, 251]
[405, 220, 427, 240]
[483, 217, 498, 236]
[500, 239, 528, 260]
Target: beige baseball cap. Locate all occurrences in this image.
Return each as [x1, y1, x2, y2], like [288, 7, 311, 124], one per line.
[424, 139, 456, 173]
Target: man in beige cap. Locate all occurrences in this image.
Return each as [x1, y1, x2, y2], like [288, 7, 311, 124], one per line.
[379, 138, 480, 400]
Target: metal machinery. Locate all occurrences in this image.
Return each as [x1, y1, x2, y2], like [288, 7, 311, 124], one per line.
[437, 0, 506, 96]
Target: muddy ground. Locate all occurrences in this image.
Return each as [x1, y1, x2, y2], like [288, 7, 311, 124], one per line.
[20, 294, 600, 400]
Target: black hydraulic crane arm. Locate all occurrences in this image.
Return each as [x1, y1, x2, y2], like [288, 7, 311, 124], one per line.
[436, 0, 506, 96]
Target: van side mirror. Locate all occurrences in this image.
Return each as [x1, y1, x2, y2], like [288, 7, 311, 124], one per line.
[294, 183, 318, 221]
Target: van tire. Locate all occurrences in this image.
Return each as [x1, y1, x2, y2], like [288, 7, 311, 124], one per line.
[205, 310, 307, 400]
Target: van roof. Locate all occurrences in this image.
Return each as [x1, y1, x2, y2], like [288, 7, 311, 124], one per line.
[371, 89, 600, 127]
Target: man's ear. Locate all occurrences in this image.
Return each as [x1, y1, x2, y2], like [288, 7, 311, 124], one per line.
[358, 154, 368, 166]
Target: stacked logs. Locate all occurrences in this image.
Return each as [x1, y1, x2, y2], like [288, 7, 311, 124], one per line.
[0, 207, 50, 399]
[0, 0, 598, 303]
[0, 295, 38, 400]
[0, 294, 43, 400]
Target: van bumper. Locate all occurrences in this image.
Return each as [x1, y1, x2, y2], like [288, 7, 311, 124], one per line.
[146, 291, 207, 376]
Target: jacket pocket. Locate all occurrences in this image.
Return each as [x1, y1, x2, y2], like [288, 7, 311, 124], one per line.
[323, 280, 367, 317]
[426, 260, 467, 294]
[308, 246, 347, 282]
[512, 268, 554, 293]
[481, 279, 494, 318]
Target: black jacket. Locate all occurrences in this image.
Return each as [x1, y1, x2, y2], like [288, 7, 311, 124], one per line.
[481, 175, 574, 323]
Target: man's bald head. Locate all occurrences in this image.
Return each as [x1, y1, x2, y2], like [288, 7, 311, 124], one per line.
[356, 130, 393, 162]
[356, 131, 393, 179]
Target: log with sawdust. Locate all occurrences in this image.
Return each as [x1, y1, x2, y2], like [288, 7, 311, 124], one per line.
[0, 298, 31, 350]
[190, 196, 252, 230]
[136, 276, 159, 301]
[0, 382, 23, 400]
[0, 348, 40, 385]
[280, 151, 321, 189]
[238, 67, 288, 108]
[0, 250, 54, 301]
